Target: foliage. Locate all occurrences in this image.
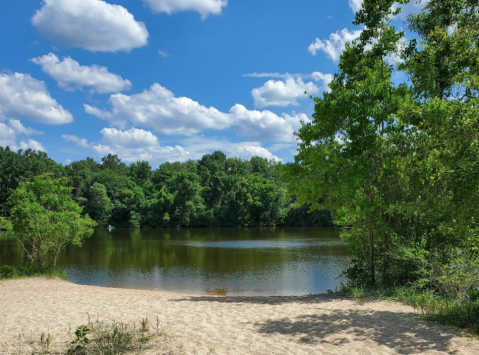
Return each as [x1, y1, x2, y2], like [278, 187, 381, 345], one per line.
[0, 150, 332, 228]
[0, 147, 63, 216]
[0, 263, 66, 280]
[86, 183, 114, 227]
[68, 318, 163, 355]
[283, 0, 479, 327]
[7, 174, 96, 271]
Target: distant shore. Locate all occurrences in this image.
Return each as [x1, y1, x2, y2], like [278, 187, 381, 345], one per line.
[1, 277, 478, 355]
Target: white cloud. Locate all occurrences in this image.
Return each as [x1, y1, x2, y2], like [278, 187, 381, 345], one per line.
[245, 72, 333, 103]
[308, 28, 362, 61]
[7, 119, 43, 135]
[0, 120, 45, 151]
[32, 0, 148, 52]
[143, 0, 227, 18]
[233, 146, 281, 162]
[252, 77, 319, 108]
[85, 83, 232, 135]
[0, 72, 73, 124]
[230, 104, 309, 142]
[19, 139, 47, 152]
[177, 136, 281, 161]
[349, 0, 363, 13]
[158, 49, 169, 58]
[100, 127, 159, 148]
[62, 134, 90, 148]
[0, 123, 17, 148]
[32, 53, 132, 94]
[63, 128, 189, 164]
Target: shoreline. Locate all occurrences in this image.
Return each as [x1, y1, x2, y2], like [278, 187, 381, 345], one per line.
[1, 277, 479, 354]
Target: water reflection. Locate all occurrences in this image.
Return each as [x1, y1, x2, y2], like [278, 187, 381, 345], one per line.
[0, 227, 349, 296]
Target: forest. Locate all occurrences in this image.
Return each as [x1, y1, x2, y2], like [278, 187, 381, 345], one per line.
[0, 147, 331, 228]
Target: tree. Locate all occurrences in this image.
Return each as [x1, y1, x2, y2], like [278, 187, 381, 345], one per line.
[284, 0, 479, 290]
[129, 161, 152, 186]
[64, 157, 99, 204]
[87, 183, 114, 226]
[8, 174, 96, 271]
[101, 154, 128, 175]
[0, 147, 63, 216]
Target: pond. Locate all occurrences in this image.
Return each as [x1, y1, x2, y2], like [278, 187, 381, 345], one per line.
[0, 227, 349, 296]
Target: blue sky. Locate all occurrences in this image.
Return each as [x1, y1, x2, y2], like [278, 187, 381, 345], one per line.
[0, 0, 423, 166]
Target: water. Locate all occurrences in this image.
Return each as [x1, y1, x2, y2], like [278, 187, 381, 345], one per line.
[0, 227, 349, 296]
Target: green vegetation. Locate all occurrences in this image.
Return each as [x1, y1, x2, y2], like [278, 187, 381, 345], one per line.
[283, 0, 479, 334]
[67, 317, 161, 355]
[3, 317, 178, 355]
[0, 149, 332, 229]
[0, 264, 65, 280]
[5, 174, 96, 272]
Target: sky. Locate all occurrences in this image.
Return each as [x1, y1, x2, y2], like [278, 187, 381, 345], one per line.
[0, 0, 425, 167]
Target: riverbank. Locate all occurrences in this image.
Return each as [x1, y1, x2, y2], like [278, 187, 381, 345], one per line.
[1, 278, 479, 354]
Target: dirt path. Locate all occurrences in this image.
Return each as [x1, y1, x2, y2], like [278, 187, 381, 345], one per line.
[1, 277, 478, 354]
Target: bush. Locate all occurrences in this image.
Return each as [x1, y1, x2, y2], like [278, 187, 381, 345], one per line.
[0, 264, 66, 280]
[0, 265, 15, 279]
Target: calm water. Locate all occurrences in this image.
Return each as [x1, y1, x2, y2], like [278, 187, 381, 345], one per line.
[0, 227, 349, 296]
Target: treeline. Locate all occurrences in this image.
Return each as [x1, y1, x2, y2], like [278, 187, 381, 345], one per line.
[0, 148, 331, 228]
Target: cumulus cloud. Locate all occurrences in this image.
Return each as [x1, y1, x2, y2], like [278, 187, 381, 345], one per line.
[230, 104, 309, 142]
[63, 128, 189, 164]
[84, 83, 232, 135]
[249, 72, 333, 108]
[19, 139, 47, 152]
[233, 145, 281, 162]
[0, 72, 73, 124]
[32, 0, 148, 52]
[0, 120, 45, 151]
[308, 28, 362, 61]
[349, 0, 363, 13]
[252, 77, 319, 108]
[100, 127, 159, 148]
[178, 136, 281, 162]
[32, 53, 132, 94]
[143, 0, 227, 18]
[7, 119, 43, 136]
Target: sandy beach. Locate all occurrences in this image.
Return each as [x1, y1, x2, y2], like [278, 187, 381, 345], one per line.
[1, 277, 478, 355]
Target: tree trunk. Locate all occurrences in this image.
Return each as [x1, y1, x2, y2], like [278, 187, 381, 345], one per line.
[368, 227, 376, 285]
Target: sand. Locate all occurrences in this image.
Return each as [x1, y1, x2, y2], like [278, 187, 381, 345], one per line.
[1, 278, 478, 355]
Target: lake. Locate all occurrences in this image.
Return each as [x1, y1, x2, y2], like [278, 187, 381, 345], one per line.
[0, 227, 349, 296]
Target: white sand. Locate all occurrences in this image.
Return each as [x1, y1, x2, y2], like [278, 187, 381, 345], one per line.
[1, 277, 478, 355]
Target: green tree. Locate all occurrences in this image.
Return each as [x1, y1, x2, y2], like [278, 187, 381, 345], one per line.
[129, 161, 152, 186]
[0, 147, 63, 216]
[8, 174, 96, 270]
[284, 0, 479, 291]
[87, 183, 114, 226]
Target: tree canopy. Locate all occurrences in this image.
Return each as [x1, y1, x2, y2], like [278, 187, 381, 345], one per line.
[0, 149, 332, 229]
[283, 0, 479, 297]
